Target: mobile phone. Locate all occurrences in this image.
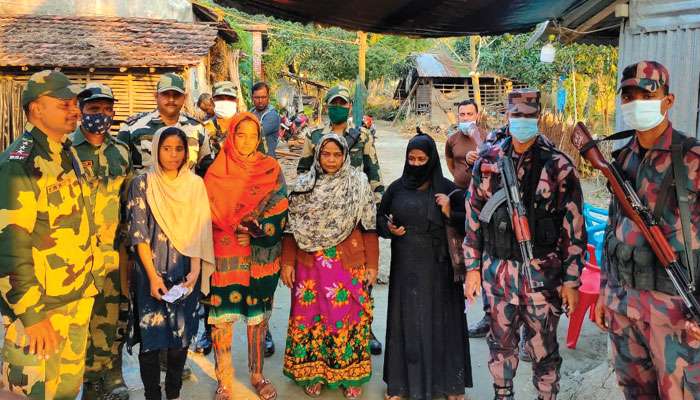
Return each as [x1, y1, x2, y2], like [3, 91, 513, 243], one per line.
[385, 214, 401, 227]
[241, 220, 266, 238]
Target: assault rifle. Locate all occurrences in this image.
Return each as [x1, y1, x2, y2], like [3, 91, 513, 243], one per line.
[499, 156, 545, 292]
[570, 122, 700, 324]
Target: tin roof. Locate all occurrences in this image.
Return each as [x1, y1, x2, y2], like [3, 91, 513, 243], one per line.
[414, 53, 471, 78]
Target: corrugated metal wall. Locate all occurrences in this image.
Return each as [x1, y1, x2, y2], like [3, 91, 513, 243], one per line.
[616, 0, 700, 137]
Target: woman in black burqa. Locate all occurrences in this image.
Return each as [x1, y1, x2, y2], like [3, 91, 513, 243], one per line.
[378, 132, 472, 400]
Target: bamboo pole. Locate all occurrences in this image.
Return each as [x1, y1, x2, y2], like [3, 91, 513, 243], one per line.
[469, 36, 482, 109]
[358, 31, 367, 85]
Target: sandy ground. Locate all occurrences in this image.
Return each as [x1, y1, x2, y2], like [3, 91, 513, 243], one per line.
[0, 121, 621, 400]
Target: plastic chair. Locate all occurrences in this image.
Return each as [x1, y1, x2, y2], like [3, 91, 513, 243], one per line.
[566, 244, 601, 349]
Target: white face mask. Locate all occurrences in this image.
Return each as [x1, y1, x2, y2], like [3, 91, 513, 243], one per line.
[214, 100, 237, 119]
[621, 99, 666, 132]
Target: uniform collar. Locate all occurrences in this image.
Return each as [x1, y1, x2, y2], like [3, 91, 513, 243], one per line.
[630, 122, 674, 154]
[71, 126, 114, 147]
[151, 109, 188, 125]
[26, 122, 65, 156]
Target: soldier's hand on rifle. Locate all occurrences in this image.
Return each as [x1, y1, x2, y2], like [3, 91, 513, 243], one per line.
[24, 318, 60, 359]
[464, 270, 481, 302]
[686, 321, 700, 341]
[593, 296, 608, 331]
[466, 151, 479, 166]
[561, 286, 579, 315]
[434, 194, 451, 218]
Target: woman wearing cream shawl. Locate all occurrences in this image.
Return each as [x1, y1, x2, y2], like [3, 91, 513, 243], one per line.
[126, 126, 214, 400]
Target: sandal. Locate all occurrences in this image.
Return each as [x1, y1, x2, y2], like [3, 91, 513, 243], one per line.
[252, 378, 277, 400]
[215, 385, 231, 400]
[303, 382, 323, 397]
[342, 386, 362, 399]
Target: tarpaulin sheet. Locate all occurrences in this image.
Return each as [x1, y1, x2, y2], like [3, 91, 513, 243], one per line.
[215, 0, 587, 37]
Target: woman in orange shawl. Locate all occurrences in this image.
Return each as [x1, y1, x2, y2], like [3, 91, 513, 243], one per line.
[204, 112, 288, 400]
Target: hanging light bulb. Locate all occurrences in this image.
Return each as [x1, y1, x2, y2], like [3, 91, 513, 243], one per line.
[540, 35, 556, 63]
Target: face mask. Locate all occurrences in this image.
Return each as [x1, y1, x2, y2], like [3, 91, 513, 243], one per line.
[214, 100, 237, 119]
[621, 99, 666, 132]
[508, 117, 539, 143]
[81, 113, 113, 135]
[458, 121, 476, 135]
[328, 105, 350, 124]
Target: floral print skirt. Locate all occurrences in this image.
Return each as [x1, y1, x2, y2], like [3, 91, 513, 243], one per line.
[283, 247, 372, 388]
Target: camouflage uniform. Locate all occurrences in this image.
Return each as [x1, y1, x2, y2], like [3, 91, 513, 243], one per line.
[0, 71, 97, 399]
[463, 90, 586, 400]
[603, 61, 700, 399]
[297, 85, 384, 203]
[117, 73, 207, 174]
[70, 83, 131, 386]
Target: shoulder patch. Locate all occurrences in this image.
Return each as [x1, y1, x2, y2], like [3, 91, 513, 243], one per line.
[125, 111, 151, 125]
[7, 134, 34, 162]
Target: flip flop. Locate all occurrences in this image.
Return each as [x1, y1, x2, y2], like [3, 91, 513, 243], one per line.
[252, 378, 277, 400]
[303, 382, 323, 398]
[343, 386, 362, 400]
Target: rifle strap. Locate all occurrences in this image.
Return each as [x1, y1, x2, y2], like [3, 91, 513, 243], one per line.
[578, 129, 635, 155]
[654, 133, 696, 287]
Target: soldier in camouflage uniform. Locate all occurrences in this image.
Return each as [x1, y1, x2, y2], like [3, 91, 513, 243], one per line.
[463, 89, 586, 400]
[70, 83, 131, 400]
[296, 84, 385, 354]
[595, 61, 700, 399]
[0, 70, 98, 399]
[117, 73, 207, 174]
[297, 84, 384, 204]
[195, 81, 241, 177]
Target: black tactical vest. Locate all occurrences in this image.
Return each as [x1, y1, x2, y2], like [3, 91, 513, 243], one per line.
[482, 143, 564, 265]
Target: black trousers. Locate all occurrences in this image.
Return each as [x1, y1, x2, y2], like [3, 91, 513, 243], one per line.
[138, 348, 188, 400]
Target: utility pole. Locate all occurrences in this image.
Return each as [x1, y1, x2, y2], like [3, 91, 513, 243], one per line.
[469, 35, 482, 109]
[358, 31, 367, 84]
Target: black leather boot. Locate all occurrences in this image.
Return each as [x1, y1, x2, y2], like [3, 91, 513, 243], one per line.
[468, 313, 491, 338]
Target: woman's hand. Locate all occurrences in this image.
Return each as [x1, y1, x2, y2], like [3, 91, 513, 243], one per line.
[387, 214, 406, 237]
[365, 269, 378, 287]
[435, 194, 451, 218]
[236, 224, 251, 246]
[183, 270, 199, 291]
[149, 274, 168, 300]
[281, 264, 295, 288]
[464, 270, 481, 301]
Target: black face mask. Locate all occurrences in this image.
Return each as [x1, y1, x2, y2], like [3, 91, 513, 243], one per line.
[401, 134, 440, 190]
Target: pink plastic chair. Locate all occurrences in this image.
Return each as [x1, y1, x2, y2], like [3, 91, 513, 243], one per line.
[566, 244, 601, 349]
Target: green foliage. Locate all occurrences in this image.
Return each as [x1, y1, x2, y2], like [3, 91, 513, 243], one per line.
[453, 33, 618, 132]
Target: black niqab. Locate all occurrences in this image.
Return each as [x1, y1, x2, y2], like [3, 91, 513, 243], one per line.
[401, 133, 444, 190]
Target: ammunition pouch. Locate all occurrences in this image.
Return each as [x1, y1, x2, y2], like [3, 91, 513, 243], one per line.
[606, 230, 700, 297]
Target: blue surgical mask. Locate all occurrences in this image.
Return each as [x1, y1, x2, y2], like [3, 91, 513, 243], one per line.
[458, 121, 476, 135]
[81, 113, 113, 135]
[508, 117, 539, 142]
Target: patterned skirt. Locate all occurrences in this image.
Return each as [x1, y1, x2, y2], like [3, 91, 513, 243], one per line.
[283, 247, 372, 388]
[208, 249, 281, 326]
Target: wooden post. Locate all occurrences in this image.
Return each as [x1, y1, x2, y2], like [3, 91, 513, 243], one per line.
[469, 35, 482, 109]
[358, 31, 367, 84]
